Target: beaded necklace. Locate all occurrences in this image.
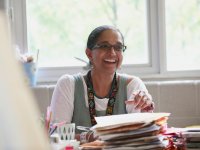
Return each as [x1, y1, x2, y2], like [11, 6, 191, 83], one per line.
[85, 71, 118, 126]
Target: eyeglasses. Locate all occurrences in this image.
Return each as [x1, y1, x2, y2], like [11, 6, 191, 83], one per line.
[92, 43, 127, 52]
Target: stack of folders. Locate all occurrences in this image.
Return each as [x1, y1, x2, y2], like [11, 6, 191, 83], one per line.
[92, 113, 170, 150]
[182, 127, 200, 149]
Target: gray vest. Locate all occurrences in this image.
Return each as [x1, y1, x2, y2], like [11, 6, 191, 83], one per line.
[72, 74, 128, 133]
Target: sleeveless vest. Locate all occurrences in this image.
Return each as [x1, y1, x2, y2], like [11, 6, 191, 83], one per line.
[72, 74, 128, 133]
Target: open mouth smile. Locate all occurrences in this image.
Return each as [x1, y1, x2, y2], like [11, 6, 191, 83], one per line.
[104, 59, 117, 63]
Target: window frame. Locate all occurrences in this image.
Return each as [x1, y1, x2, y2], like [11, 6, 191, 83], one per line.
[10, 0, 200, 83]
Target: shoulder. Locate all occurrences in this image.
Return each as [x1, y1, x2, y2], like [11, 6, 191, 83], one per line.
[118, 73, 143, 85]
[57, 74, 74, 85]
[56, 73, 85, 87]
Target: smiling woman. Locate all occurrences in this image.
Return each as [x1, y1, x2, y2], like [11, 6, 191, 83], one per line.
[50, 25, 154, 143]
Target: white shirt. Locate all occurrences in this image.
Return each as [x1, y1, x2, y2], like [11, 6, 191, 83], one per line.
[51, 73, 148, 123]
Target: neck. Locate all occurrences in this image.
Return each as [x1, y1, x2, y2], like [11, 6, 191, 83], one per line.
[90, 70, 115, 98]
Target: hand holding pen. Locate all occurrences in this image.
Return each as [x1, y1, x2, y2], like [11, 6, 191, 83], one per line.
[125, 90, 154, 112]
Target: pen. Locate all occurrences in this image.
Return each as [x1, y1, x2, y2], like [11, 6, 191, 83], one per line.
[49, 126, 57, 135]
[76, 126, 90, 131]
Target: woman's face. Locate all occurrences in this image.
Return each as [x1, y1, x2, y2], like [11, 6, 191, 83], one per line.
[86, 29, 124, 74]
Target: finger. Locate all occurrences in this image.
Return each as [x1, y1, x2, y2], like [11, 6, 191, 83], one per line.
[129, 93, 137, 101]
[139, 91, 152, 100]
[140, 97, 149, 110]
[125, 92, 142, 105]
[141, 102, 155, 112]
[134, 91, 143, 104]
[135, 95, 146, 109]
[125, 98, 141, 105]
[134, 91, 141, 98]
[136, 94, 152, 110]
[126, 91, 151, 107]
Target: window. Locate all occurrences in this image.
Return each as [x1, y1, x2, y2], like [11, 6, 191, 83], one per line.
[165, 0, 200, 71]
[10, 0, 200, 82]
[26, 0, 148, 67]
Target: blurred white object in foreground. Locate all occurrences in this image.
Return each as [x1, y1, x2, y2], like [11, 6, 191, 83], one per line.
[0, 11, 50, 149]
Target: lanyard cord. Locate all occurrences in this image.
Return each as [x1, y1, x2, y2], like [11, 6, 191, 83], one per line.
[85, 71, 118, 126]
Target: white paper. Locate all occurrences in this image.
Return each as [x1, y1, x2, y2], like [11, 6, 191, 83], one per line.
[93, 113, 170, 130]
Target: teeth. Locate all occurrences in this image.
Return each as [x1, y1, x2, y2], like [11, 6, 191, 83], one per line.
[104, 59, 116, 63]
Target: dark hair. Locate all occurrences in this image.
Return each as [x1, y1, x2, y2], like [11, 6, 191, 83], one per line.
[86, 25, 125, 50]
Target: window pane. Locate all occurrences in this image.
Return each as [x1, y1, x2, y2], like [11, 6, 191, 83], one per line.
[165, 0, 200, 71]
[26, 0, 148, 67]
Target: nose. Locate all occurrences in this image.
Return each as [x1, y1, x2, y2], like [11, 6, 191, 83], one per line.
[109, 46, 117, 55]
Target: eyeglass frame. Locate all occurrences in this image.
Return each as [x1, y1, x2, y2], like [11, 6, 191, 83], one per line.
[91, 43, 127, 52]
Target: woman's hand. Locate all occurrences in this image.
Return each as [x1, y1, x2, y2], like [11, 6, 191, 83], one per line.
[125, 91, 154, 112]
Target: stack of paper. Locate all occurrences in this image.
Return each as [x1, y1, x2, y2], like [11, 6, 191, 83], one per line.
[92, 113, 170, 150]
[182, 128, 200, 149]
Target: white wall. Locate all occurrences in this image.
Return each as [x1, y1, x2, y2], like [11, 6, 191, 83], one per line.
[32, 80, 200, 128]
[146, 80, 200, 127]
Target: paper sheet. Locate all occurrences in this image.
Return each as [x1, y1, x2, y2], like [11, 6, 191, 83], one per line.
[93, 113, 170, 130]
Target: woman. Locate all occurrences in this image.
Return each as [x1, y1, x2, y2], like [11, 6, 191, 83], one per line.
[50, 25, 154, 142]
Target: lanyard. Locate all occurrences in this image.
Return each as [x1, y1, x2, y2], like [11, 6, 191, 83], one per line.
[85, 71, 118, 126]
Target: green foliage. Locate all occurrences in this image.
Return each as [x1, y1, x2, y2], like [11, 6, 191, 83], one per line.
[27, 0, 146, 67]
[165, 0, 200, 70]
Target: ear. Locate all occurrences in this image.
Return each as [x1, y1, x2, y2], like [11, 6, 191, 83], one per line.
[85, 48, 93, 61]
